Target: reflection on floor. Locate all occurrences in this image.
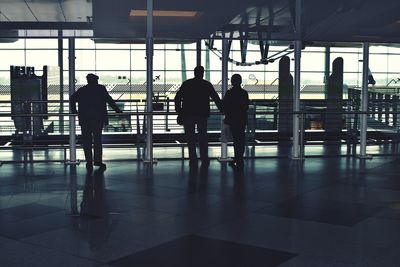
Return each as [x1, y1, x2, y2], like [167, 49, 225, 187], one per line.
[1, 152, 400, 266]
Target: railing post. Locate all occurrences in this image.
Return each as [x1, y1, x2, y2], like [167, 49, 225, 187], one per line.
[359, 42, 371, 159]
[299, 112, 305, 160]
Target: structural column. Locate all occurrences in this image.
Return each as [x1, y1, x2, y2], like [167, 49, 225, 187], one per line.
[324, 47, 330, 99]
[196, 40, 202, 67]
[58, 30, 64, 134]
[220, 38, 229, 160]
[359, 42, 369, 158]
[68, 37, 77, 164]
[292, 0, 302, 159]
[144, 0, 154, 163]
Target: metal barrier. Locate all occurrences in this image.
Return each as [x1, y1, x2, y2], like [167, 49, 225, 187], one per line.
[1, 98, 400, 164]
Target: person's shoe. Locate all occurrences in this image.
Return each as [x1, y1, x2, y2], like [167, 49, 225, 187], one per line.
[233, 161, 244, 172]
[201, 158, 210, 168]
[189, 159, 198, 169]
[233, 165, 244, 172]
[86, 163, 93, 173]
[94, 162, 107, 171]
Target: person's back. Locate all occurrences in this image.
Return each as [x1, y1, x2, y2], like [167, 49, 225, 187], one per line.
[178, 78, 217, 117]
[74, 83, 108, 123]
[223, 86, 249, 126]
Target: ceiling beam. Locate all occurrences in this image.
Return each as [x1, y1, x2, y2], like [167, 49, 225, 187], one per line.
[0, 22, 92, 30]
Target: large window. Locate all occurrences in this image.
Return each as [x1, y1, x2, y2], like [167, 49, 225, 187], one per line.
[0, 38, 400, 94]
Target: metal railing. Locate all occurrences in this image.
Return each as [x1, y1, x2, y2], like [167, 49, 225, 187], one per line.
[1, 98, 400, 164]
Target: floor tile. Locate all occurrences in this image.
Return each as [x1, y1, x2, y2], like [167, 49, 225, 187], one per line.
[109, 235, 297, 267]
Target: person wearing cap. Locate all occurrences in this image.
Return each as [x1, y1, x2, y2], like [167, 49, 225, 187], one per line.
[222, 74, 249, 172]
[70, 73, 122, 172]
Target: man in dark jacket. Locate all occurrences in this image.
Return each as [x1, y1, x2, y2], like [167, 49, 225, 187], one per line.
[174, 66, 222, 168]
[222, 74, 249, 171]
[70, 73, 122, 171]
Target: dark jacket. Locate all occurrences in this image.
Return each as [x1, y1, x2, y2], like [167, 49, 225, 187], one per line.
[174, 78, 222, 117]
[222, 86, 249, 126]
[70, 84, 121, 125]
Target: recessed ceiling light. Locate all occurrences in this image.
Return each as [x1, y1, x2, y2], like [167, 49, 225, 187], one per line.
[130, 10, 198, 17]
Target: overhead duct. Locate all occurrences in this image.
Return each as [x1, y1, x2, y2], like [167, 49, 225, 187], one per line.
[0, 30, 18, 43]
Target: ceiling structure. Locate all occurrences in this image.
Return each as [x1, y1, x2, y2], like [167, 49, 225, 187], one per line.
[0, 0, 400, 43]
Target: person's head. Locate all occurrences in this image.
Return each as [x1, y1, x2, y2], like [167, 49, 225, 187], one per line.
[231, 74, 242, 87]
[86, 73, 99, 85]
[194, 66, 204, 79]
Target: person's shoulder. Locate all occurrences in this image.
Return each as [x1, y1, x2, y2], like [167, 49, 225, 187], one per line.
[203, 79, 213, 86]
[77, 84, 88, 90]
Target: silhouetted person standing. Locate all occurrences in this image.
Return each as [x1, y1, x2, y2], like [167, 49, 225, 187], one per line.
[174, 66, 222, 168]
[222, 74, 249, 171]
[70, 74, 122, 172]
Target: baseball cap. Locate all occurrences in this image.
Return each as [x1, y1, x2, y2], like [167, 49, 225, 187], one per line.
[86, 73, 99, 80]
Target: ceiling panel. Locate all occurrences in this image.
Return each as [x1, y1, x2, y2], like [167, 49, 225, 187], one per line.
[1, 0, 400, 43]
[0, 0, 37, 21]
[0, 0, 91, 22]
[26, 2, 65, 22]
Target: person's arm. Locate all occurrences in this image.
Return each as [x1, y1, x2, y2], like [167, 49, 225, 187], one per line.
[209, 84, 222, 111]
[69, 91, 78, 114]
[174, 85, 184, 114]
[244, 91, 249, 112]
[104, 87, 122, 113]
[221, 90, 231, 114]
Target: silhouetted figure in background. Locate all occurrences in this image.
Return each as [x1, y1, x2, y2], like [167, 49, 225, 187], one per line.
[70, 73, 122, 172]
[174, 66, 222, 168]
[222, 74, 249, 171]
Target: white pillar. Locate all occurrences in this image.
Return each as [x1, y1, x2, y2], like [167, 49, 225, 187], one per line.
[359, 42, 369, 158]
[68, 37, 77, 164]
[292, 0, 302, 159]
[220, 38, 229, 160]
[144, 0, 154, 163]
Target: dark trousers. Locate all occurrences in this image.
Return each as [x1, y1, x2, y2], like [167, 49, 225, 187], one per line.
[80, 120, 104, 164]
[183, 116, 208, 161]
[230, 124, 246, 164]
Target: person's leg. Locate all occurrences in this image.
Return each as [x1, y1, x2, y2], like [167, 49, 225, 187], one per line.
[184, 117, 197, 165]
[230, 124, 245, 170]
[92, 120, 104, 167]
[197, 116, 209, 165]
[236, 125, 246, 169]
[230, 125, 240, 163]
[80, 122, 93, 164]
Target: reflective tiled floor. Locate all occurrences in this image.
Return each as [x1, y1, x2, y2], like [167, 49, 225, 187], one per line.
[1, 151, 400, 266]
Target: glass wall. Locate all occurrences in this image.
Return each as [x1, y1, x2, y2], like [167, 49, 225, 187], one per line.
[1, 38, 400, 90]
[1, 37, 400, 137]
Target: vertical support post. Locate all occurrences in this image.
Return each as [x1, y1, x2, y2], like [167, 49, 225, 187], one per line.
[144, 0, 154, 163]
[68, 37, 77, 164]
[292, 0, 302, 159]
[205, 46, 211, 81]
[359, 42, 369, 158]
[58, 30, 64, 134]
[180, 44, 187, 82]
[324, 47, 330, 99]
[220, 38, 229, 161]
[196, 40, 202, 67]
